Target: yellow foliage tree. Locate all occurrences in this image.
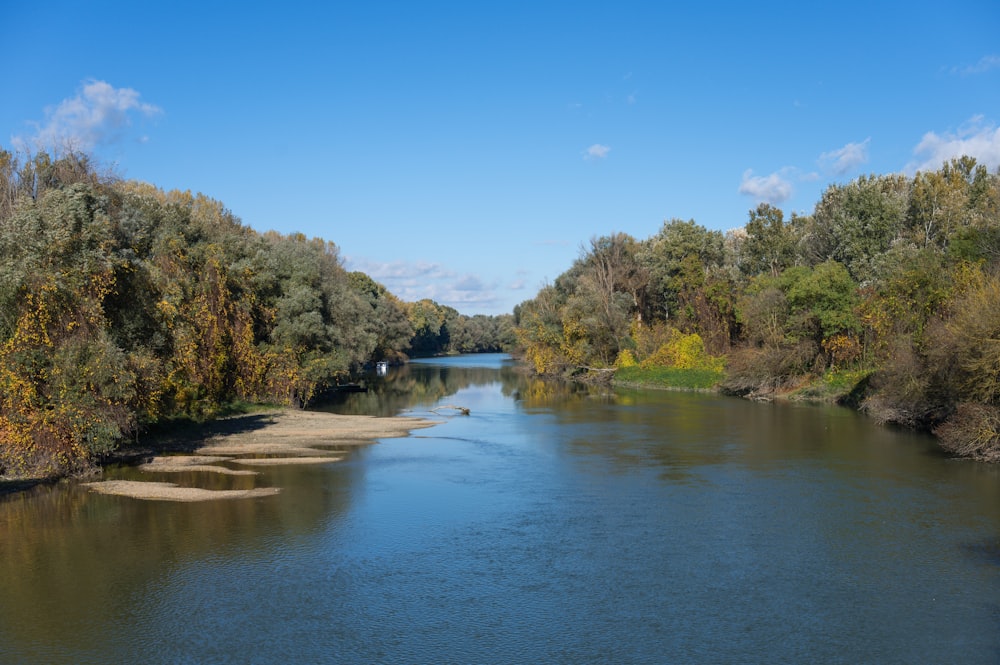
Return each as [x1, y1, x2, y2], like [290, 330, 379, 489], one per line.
[640, 328, 724, 372]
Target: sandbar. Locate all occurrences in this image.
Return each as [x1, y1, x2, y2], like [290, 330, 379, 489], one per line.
[139, 456, 258, 475]
[82, 480, 280, 502]
[231, 456, 345, 466]
[84, 409, 439, 501]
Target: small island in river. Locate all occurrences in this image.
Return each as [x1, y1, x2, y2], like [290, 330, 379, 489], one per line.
[82, 409, 440, 501]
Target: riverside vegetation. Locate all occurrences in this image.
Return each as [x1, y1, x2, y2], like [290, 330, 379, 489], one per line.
[512, 156, 1000, 462]
[2, 149, 998, 478]
[0, 150, 513, 479]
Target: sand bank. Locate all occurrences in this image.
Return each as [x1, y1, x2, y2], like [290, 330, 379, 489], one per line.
[82, 480, 280, 502]
[84, 409, 439, 501]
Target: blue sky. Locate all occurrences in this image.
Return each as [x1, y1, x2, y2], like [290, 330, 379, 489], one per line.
[5, 1, 999, 315]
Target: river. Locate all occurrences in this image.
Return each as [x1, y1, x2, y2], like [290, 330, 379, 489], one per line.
[1, 353, 998, 664]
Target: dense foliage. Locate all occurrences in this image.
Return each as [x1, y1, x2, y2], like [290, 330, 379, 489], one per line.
[513, 157, 1000, 461]
[0, 150, 513, 477]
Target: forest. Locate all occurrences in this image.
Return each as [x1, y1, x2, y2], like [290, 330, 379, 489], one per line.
[2, 149, 998, 478]
[512, 156, 1000, 462]
[0, 150, 513, 478]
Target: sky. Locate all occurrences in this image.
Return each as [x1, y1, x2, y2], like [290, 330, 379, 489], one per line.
[4, 1, 1000, 315]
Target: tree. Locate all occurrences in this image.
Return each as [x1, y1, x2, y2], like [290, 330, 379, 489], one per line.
[784, 260, 860, 366]
[0, 181, 149, 474]
[348, 272, 413, 361]
[407, 299, 449, 355]
[577, 233, 643, 364]
[513, 285, 570, 374]
[908, 158, 975, 250]
[805, 175, 909, 282]
[740, 203, 797, 278]
[638, 218, 724, 322]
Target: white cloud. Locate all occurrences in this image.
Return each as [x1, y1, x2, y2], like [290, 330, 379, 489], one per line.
[584, 144, 611, 160]
[345, 256, 501, 311]
[737, 169, 793, 205]
[951, 54, 1000, 76]
[818, 138, 870, 175]
[14, 79, 161, 152]
[351, 258, 452, 281]
[453, 275, 486, 291]
[906, 116, 1000, 173]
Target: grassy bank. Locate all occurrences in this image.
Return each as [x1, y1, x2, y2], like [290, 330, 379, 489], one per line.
[783, 369, 872, 406]
[611, 365, 872, 408]
[612, 365, 724, 391]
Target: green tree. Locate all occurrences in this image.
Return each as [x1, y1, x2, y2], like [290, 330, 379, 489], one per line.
[407, 299, 450, 355]
[638, 218, 724, 323]
[805, 174, 908, 281]
[348, 271, 413, 361]
[740, 203, 797, 278]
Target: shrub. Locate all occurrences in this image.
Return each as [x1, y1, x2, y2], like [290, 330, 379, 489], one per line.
[640, 329, 724, 372]
[934, 403, 1000, 462]
[721, 340, 817, 396]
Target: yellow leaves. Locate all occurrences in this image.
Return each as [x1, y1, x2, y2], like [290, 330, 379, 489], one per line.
[615, 349, 638, 369]
[526, 344, 560, 375]
[639, 328, 724, 373]
[156, 298, 178, 320]
[822, 334, 861, 369]
[560, 317, 589, 366]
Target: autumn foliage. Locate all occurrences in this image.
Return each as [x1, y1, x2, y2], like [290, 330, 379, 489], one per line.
[513, 156, 1000, 461]
[0, 150, 511, 477]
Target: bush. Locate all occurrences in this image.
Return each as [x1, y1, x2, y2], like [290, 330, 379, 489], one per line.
[934, 403, 1000, 462]
[721, 340, 817, 396]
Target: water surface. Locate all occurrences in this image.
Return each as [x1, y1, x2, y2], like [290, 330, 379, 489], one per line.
[1, 354, 998, 663]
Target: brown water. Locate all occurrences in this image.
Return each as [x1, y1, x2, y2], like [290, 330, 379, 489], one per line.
[1, 354, 998, 664]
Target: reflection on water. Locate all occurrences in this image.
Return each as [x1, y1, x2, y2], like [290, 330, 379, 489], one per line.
[2, 353, 999, 664]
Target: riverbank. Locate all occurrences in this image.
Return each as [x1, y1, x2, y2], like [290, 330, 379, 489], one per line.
[611, 364, 869, 405]
[2, 409, 440, 501]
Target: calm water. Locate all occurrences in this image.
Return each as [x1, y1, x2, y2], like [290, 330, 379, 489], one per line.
[1, 354, 999, 664]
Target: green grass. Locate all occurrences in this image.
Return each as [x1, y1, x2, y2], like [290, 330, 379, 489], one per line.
[613, 365, 724, 391]
[787, 368, 872, 404]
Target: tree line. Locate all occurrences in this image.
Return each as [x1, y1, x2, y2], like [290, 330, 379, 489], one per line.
[0, 150, 513, 477]
[513, 156, 1000, 461]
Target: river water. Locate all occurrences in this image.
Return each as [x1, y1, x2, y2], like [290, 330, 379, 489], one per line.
[1, 354, 999, 664]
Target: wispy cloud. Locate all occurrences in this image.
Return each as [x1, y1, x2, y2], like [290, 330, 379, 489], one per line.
[453, 275, 486, 291]
[818, 138, 870, 175]
[508, 269, 529, 291]
[345, 256, 501, 311]
[351, 259, 452, 282]
[14, 79, 161, 152]
[950, 54, 1000, 76]
[738, 169, 793, 205]
[584, 143, 611, 160]
[906, 115, 1000, 173]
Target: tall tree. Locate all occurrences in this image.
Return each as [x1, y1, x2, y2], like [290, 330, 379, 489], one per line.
[740, 203, 797, 278]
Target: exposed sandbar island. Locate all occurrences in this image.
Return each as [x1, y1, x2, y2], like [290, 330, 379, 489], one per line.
[83, 409, 441, 501]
